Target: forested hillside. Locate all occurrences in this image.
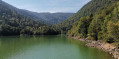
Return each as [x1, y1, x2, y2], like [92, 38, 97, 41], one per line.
[0, 0, 74, 25]
[56, 0, 118, 33]
[0, 1, 58, 35]
[68, 1, 119, 45]
[0, 0, 119, 42]
[33, 13, 74, 25]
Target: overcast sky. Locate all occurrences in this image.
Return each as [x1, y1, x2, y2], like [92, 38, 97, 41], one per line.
[2, 0, 90, 13]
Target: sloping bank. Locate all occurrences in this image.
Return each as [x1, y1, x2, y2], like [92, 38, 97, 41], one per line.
[67, 35, 119, 59]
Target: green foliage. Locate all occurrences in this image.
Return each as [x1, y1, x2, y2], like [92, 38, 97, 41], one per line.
[67, 16, 92, 38]
[0, 3, 59, 35]
[106, 21, 119, 43]
[56, 0, 118, 34]
[68, 1, 119, 44]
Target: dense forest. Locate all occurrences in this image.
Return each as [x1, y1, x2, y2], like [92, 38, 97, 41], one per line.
[0, 2, 59, 35]
[55, 0, 118, 34]
[67, 0, 119, 46]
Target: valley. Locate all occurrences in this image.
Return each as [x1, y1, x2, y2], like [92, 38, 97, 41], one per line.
[0, 0, 119, 59]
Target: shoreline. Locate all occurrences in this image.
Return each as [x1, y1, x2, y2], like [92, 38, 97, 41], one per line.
[68, 36, 119, 59]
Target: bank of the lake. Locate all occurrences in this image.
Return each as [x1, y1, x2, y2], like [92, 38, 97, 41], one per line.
[69, 36, 119, 59]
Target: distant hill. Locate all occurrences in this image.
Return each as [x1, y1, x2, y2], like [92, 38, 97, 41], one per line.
[32, 12, 74, 24]
[0, 0, 74, 25]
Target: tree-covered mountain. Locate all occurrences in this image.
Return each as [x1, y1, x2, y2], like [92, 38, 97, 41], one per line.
[0, 0, 59, 35]
[0, 0, 74, 25]
[32, 12, 74, 25]
[56, 0, 118, 33]
[67, 0, 119, 45]
[1, 0, 119, 43]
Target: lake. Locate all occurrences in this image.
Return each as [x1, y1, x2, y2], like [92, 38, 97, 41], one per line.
[0, 35, 114, 59]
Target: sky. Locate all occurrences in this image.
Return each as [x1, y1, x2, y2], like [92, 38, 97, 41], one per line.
[2, 0, 91, 13]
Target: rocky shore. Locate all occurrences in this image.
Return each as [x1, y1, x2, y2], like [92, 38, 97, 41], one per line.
[71, 36, 119, 59]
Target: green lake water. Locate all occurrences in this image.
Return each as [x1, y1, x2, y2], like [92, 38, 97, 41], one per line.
[0, 35, 114, 59]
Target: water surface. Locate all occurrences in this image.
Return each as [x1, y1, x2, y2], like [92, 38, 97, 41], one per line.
[0, 35, 114, 59]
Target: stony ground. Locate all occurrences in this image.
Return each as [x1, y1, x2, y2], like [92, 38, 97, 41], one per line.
[71, 36, 119, 59]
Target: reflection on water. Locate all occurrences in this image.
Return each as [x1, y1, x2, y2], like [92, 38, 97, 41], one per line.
[0, 35, 114, 59]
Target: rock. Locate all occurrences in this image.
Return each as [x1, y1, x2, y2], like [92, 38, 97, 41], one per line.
[71, 36, 119, 59]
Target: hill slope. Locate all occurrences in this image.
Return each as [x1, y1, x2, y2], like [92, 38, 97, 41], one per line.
[68, 0, 119, 45]
[56, 0, 118, 33]
[32, 12, 74, 24]
[0, 1, 58, 35]
[0, 1, 43, 35]
[0, 0, 74, 25]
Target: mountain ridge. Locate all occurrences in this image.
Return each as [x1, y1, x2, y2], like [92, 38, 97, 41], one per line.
[0, 0, 74, 25]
